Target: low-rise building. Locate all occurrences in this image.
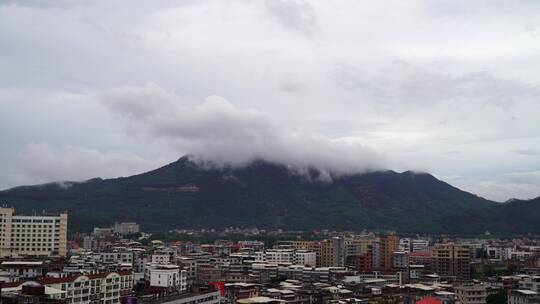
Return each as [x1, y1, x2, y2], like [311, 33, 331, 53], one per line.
[255, 249, 316, 267]
[113, 223, 140, 236]
[0, 261, 45, 282]
[138, 289, 220, 304]
[520, 276, 540, 293]
[152, 254, 171, 265]
[2, 271, 133, 304]
[508, 290, 540, 304]
[455, 283, 487, 304]
[144, 263, 187, 293]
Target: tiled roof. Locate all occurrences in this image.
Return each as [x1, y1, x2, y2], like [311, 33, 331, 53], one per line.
[25, 271, 133, 285]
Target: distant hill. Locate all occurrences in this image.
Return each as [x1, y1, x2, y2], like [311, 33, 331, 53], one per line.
[0, 156, 536, 235]
[441, 196, 540, 234]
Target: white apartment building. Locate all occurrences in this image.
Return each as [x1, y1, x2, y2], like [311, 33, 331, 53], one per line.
[152, 254, 171, 264]
[144, 263, 187, 292]
[255, 249, 316, 266]
[99, 252, 134, 265]
[1, 271, 133, 304]
[486, 246, 514, 260]
[113, 222, 140, 235]
[520, 276, 540, 293]
[256, 249, 294, 264]
[399, 238, 411, 252]
[0, 207, 68, 257]
[412, 240, 430, 252]
[294, 250, 316, 267]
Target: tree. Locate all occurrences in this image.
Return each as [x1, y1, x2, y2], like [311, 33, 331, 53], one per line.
[476, 248, 488, 259]
[487, 290, 507, 304]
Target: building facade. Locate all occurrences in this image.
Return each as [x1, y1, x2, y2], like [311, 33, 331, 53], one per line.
[0, 207, 68, 258]
[2, 271, 134, 304]
[113, 222, 140, 235]
[380, 234, 399, 271]
[455, 283, 487, 304]
[432, 243, 471, 280]
[144, 263, 187, 292]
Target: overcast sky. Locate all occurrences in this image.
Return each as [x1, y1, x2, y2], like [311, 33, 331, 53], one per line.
[1, 0, 540, 201]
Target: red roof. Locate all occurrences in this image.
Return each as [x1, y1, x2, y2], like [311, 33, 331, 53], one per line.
[416, 297, 442, 304]
[1, 271, 133, 286]
[40, 271, 132, 284]
[40, 275, 79, 284]
[0, 282, 24, 288]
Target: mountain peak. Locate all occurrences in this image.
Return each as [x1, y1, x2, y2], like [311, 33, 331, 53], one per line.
[0, 156, 505, 233]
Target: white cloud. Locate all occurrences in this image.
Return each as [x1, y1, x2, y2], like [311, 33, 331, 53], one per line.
[0, 0, 539, 201]
[11, 143, 164, 186]
[101, 83, 385, 176]
[265, 0, 318, 35]
[454, 170, 540, 202]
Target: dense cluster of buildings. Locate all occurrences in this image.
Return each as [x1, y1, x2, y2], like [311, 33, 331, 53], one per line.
[2, 208, 540, 304]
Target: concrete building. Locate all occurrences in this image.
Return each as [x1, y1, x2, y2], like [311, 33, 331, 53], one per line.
[412, 240, 430, 253]
[509, 290, 540, 304]
[152, 254, 171, 265]
[144, 263, 187, 292]
[319, 238, 345, 267]
[0, 207, 68, 257]
[519, 276, 540, 293]
[400, 238, 411, 252]
[99, 251, 134, 265]
[455, 283, 487, 304]
[177, 257, 197, 286]
[486, 246, 514, 261]
[379, 234, 399, 271]
[256, 249, 294, 264]
[255, 249, 316, 267]
[83, 236, 98, 251]
[432, 243, 471, 280]
[393, 251, 409, 270]
[346, 252, 372, 272]
[344, 235, 377, 272]
[113, 222, 140, 235]
[0, 271, 134, 304]
[294, 250, 317, 267]
[0, 261, 45, 282]
[138, 290, 221, 304]
[0, 281, 66, 304]
[371, 241, 381, 270]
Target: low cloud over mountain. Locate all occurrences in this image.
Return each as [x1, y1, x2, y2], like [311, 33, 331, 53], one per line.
[101, 83, 385, 178]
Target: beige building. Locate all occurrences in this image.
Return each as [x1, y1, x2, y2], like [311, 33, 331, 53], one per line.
[380, 234, 399, 271]
[278, 238, 345, 267]
[432, 243, 471, 280]
[0, 207, 68, 257]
